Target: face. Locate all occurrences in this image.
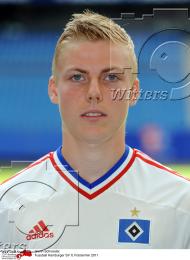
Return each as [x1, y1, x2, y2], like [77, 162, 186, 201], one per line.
[49, 40, 139, 144]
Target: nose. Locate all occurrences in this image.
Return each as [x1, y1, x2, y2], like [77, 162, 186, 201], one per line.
[86, 79, 103, 104]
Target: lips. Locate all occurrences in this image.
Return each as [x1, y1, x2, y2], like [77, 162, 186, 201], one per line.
[81, 110, 107, 118]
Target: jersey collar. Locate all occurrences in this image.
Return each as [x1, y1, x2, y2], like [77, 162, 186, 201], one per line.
[50, 145, 135, 200]
[55, 145, 129, 190]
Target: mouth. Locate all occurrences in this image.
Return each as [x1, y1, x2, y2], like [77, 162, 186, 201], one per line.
[80, 110, 107, 119]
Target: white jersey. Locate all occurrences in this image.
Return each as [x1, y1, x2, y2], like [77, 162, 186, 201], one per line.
[0, 145, 190, 249]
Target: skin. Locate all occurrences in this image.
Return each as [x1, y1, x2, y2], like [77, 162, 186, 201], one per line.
[48, 40, 139, 183]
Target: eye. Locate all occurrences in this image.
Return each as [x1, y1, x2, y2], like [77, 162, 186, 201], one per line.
[105, 73, 120, 81]
[71, 74, 85, 81]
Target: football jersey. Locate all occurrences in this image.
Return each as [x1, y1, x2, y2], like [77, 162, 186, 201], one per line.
[0, 145, 190, 249]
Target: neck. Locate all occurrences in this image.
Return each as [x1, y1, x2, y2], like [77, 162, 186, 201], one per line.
[61, 129, 126, 183]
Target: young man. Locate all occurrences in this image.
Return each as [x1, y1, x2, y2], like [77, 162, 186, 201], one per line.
[0, 11, 190, 250]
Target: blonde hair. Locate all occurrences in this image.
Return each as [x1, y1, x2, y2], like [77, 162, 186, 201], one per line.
[52, 10, 137, 79]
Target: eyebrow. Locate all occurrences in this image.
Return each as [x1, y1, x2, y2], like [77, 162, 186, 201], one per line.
[102, 67, 124, 73]
[65, 67, 125, 74]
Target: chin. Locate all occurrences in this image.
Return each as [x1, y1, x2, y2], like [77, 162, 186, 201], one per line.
[78, 131, 114, 144]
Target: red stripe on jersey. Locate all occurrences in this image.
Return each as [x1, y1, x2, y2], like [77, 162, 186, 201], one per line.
[87, 151, 136, 200]
[0, 154, 51, 185]
[50, 149, 136, 200]
[49, 153, 92, 199]
[134, 149, 190, 182]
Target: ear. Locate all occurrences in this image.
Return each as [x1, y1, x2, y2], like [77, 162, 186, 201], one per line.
[48, 76, 59, 104]
[129, 78, 139, 106]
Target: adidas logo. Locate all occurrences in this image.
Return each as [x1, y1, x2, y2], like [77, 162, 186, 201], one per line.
[26, 220, 54, 240]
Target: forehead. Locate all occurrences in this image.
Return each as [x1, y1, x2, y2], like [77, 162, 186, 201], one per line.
[57, 40, 132, 72]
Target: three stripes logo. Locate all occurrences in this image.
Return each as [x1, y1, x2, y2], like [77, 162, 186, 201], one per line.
[26, 220, 54, 240]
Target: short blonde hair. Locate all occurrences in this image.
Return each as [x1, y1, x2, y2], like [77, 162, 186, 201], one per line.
[52, 10, 137, 79]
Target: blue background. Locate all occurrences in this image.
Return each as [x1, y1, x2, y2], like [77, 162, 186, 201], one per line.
[0, 4, 189, 164]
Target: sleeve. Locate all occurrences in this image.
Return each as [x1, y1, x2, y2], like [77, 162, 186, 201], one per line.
[184, 213, 190, 249]
[0, 185, 23, 249]
[0, 205, 14, 245]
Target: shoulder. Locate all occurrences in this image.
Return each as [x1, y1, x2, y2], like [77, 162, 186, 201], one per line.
[0, 152, 53, 191]
[133, 148, 190, 183]
[0, 152, 59, 212]
[130, 148, 190, 213]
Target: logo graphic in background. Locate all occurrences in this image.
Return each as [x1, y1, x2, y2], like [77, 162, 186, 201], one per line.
[113, 9, 190, 100]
